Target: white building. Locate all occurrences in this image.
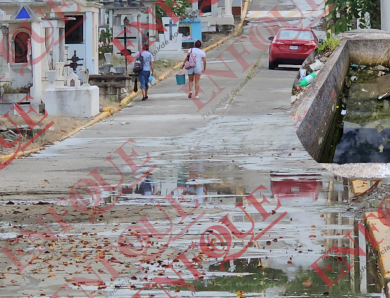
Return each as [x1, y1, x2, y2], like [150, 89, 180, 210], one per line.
[0, 0, 101, 107]
[190, 0, 235, 33]
[62, 0, 101, 75]
[99, 0, 237, 58]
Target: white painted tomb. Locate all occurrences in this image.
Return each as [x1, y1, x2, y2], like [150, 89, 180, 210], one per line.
[44, 70, 99, 118]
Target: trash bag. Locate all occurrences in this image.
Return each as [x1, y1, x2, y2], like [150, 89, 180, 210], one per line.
[133, 77, 138, 92]
[149, 75, 156, 86]
[309, 60, 324, 71]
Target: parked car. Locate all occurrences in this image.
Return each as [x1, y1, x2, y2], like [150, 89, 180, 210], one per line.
[268, 28, 320, 70]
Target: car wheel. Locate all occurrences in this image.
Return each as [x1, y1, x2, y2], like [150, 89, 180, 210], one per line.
[269, 61, 277, 70]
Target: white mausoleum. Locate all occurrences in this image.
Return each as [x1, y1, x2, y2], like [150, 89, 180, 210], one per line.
[0, 0, 101, 107]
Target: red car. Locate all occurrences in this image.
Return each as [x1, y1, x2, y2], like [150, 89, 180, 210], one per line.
[268, 28, 319, 70]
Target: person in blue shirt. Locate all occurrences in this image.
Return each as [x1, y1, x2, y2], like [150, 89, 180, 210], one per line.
[136, 43, 154, 101]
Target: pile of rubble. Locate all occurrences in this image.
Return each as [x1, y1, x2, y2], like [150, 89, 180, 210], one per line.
[0, 126, 20, 144]
[0, 125, 46, 154]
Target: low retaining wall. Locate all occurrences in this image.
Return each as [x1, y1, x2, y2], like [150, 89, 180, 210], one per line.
[90, 75, 134, 102]
[292, 30, 390, 162]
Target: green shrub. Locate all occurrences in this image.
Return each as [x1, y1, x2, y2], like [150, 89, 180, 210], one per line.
[316, 37, 340, 53]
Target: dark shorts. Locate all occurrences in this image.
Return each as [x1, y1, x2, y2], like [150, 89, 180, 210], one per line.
[138, 70, 151, 90]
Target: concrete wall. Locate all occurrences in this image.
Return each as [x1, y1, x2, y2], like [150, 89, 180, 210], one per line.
[348, 39, 390, 65]
[293, 40, 350, 161]
[293, 31, 390, 162]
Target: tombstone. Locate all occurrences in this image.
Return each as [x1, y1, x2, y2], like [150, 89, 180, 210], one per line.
[128, 0, 141, 8]
[45, 70, 99, 117]
[79, 68, 90, 87]
[155, 17, 185, 60]
[164, 18, 178, 41]
[99, 53, 113, 74]
[54, 62, 65, 87]
[66, 72, 81, 87]
[47, 70, 57, 85]
[55, 62, 65, 80]
[112, 25, 137, 57]
[0, 59, 12, 83]
[179, 18, 202, 48]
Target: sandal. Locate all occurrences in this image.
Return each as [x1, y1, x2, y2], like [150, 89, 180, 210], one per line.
[195, 95, 199, 99]
[188, 91, 193, 99]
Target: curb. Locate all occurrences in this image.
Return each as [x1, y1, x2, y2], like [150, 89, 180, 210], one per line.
[1, 0, 250, 164]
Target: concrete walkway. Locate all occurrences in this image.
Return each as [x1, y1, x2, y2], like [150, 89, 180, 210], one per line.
[0, 9, 323, 199]
[6, 2, 386, 298]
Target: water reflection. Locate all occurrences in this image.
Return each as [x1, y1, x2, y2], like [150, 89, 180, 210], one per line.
[173, 252, 383, 297]
[320, 66, 390, 163]
[163, 173, 385, 298]
[108, 168, 386, 297]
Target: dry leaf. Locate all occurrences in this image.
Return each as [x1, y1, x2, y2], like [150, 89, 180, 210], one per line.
[302, 280, 312, 287]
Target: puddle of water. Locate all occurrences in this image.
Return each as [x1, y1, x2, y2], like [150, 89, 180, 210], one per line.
[1, 167, 386, 298]
[167, 209, 385, 298]
[110, 172, 384, 297]
[320, 65, 390, 163]
[170, 254, 384, 298]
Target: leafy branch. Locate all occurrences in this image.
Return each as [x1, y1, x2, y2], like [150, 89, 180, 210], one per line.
[325, 0, 381, 37]
[156, 0, 192, 30]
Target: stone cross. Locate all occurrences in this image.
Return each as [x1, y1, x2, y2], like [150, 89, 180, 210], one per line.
[115, 27, 136, 56]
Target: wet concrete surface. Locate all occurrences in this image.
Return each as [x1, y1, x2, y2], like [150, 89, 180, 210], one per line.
[0, 0, 388, 297]
[0, 173, 387, 297]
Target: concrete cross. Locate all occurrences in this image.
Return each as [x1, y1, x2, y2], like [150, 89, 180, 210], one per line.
[115, 27, 136, 56]
[165, 19, 178, 41]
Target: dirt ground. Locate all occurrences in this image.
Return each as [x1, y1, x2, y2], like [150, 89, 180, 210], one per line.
[0, 199, 219, 297]
[203, 32, 232, 48]
[99, 96, 121, 109]
[0, 115, 90, 156]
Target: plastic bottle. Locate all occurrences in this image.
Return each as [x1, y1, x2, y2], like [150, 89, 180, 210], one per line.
[300, 73, 316, 87]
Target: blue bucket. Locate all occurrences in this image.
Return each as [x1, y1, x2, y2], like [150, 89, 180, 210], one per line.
[176, 73, 186, 85]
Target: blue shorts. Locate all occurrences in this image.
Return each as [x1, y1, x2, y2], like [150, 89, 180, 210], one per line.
[138, 70, 150, 90]
[187, 65, 202, 75]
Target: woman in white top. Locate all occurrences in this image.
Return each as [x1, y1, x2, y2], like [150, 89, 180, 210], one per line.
[181, 40, 207, 100]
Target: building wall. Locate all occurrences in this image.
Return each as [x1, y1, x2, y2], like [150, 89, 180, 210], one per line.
[65, 13, 87, 74]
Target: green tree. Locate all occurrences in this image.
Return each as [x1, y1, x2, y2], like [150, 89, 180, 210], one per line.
[98, 28, 113, 60]
[156, 0, 192, 30]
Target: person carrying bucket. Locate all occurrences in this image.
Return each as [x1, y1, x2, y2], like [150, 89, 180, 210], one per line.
[181, 40, 206, 100]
